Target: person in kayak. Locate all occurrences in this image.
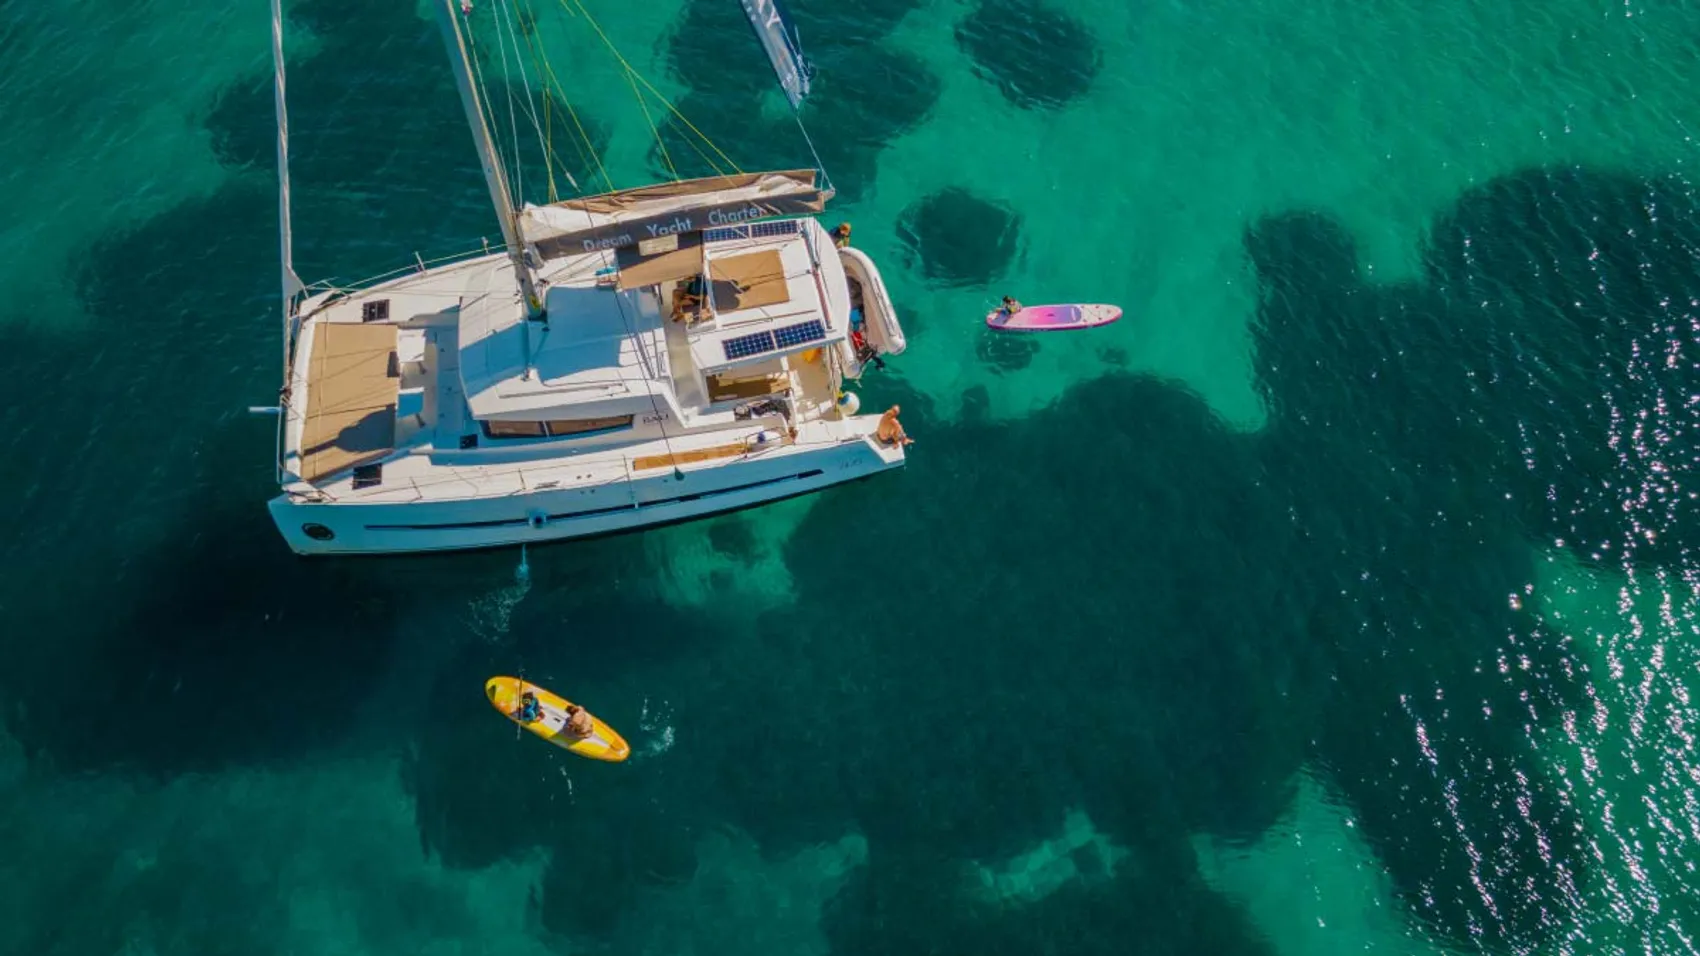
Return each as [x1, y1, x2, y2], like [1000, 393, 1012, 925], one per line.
[563, 704, 595, 739]
[515, 691, 543, 724]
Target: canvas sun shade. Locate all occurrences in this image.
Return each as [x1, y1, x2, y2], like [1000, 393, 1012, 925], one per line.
[522, 170, 829, 260]
[709, 249, 790, 312]
[614, 231, 705, 290]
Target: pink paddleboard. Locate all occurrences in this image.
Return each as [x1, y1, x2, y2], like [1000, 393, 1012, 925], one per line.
[985, 303, 1122, 332]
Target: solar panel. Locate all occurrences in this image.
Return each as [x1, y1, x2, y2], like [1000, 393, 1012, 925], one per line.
[703, 220, 803, 243]
[723, 330, 777, 361]
[773, 319, 827, 349]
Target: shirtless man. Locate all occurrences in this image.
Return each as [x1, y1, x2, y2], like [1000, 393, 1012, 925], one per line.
[876, 405, 913, 446]
[563, 704, 595, 739]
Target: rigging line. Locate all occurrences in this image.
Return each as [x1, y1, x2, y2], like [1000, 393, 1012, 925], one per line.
[624, 65, 678, 181]
[510, 0, 584, 195]
[519, 3, 616, 194]
[495, 0, 555, 200]
[461, 14, 512, 208]
[488, 0, 526, 204]
[791, 111, 832, 194]
[526, 53, 592, 196]
[556, 0, 742, 175]
[512, 0, 562, 201]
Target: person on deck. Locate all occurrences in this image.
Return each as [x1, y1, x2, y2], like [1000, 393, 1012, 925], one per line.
[831, 222, 852, 248]
[515, 691, 543, 724]
[999, 295, 1023, 315]
[876, 405, 913, 446]
[563, 704, 595, 739]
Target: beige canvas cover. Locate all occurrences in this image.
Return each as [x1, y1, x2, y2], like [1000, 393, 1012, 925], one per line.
[709, 249, 789, 312]
[523, 170, 829, 260]
[614, 230, 704, 290]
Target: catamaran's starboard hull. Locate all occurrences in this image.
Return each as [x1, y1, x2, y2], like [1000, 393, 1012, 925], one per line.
[269, 436, 901, 556]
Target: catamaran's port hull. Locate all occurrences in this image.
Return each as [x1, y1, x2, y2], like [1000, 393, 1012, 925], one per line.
[269, 436, 901, 556]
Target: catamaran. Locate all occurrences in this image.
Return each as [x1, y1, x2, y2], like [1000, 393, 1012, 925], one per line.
[259, 0, 908, 555]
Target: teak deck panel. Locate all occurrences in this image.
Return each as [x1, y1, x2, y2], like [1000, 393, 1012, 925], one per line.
[300, 323, 400, 482]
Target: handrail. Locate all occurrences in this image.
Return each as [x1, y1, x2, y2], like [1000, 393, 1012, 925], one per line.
[301, 240, 503, 298]
[293, 413, 826, 503]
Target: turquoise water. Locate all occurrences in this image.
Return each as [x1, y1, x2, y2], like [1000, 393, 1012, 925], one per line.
[5, 0, 1700, 952]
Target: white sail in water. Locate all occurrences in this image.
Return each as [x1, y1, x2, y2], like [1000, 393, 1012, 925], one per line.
[739, 0, 814, 110]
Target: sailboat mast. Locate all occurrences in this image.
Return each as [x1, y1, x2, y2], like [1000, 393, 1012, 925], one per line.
[433, 0, 545, 321]
[269, 0, 303, 355]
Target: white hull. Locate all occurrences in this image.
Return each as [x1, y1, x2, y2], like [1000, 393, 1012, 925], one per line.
[271, 423, 900, 556]
[269, 217, 910, 557]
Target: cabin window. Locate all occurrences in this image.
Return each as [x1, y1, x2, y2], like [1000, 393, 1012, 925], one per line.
[545, 416, 633, 436]
[482, 420, 546, 438]
[480, 416, 634, 440]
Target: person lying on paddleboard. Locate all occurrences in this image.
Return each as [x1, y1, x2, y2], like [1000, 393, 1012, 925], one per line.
[514, 691, 595, 739]
[563, 705, 594, 739]
[999, 295, 1023, 315]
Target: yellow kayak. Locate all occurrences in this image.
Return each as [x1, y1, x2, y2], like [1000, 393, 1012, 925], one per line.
[485, 676, 631, 763]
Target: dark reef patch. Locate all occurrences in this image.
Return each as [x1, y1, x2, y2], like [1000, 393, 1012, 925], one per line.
[788, 0, 926, 50]
[654, 0, 938, 202]
[706, 514, 760, 563]
[203, 4, 603, 281]
[649, 48, 938, 204]
[698, 374, 1317, 866]
[959, 383, 992, 422]
[897, 187, 1021, 287]
[824, 844, 1280, 956]
[975, 324, 1038, 372]
[1235, 170, 1682, 949]
[1423, 168, 1700, 569]
[955, 0, 1102, 111]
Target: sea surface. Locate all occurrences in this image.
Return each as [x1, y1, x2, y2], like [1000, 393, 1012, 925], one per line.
[3, 0, 1700, 953]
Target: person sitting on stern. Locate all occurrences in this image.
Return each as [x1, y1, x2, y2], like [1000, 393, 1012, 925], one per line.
[876, 405, 913, 447]
[831, 222, 852, 249]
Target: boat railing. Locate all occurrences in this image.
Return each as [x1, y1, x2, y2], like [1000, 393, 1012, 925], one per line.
[300, 239, 502, 297]
[297, 414, 818, 503]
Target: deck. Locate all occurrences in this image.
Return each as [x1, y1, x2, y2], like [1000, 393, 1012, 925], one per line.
[299, 322, 400, 483]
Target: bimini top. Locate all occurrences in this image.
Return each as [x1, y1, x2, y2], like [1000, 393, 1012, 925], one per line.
[519, 169, 830, 260]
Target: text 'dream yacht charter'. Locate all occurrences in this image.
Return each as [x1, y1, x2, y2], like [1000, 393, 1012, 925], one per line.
[260, 0, 908, 555]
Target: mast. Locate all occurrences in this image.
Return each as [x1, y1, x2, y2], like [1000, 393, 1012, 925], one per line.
[268, 0, 305, 482]
[434, 0, 545, 321]
[270, 0, 303, 352]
